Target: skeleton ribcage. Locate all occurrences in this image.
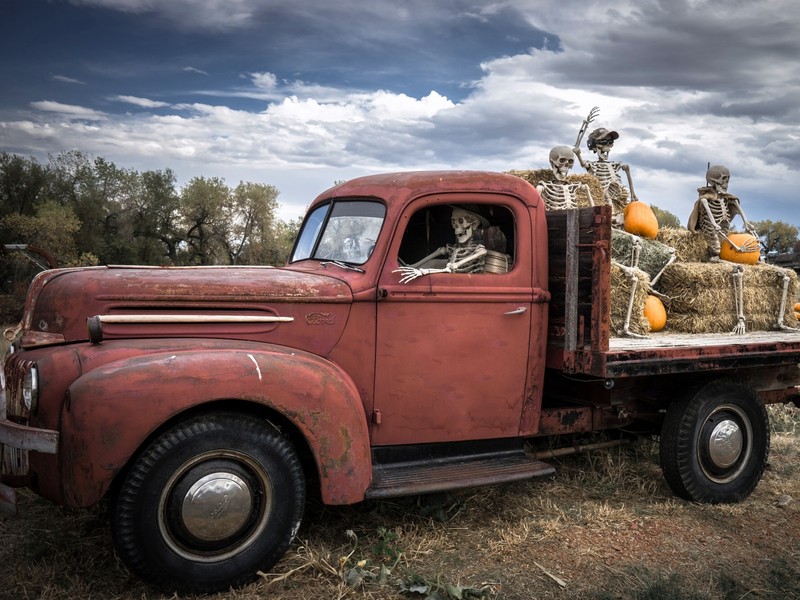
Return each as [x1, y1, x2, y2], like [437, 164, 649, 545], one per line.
[446, 243, 486, 273]
[540, 182, 580, 210]
[699, 198, 733, 235]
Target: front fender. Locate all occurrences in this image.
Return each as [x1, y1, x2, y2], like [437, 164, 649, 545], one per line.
[62, 343, 371, 507]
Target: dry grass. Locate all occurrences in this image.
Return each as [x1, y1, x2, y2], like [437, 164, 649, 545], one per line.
[2, 413, 799, 600]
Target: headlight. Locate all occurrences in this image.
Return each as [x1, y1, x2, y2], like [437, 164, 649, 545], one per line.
[22, 365, 39, 413]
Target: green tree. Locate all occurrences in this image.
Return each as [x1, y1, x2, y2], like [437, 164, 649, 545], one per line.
[272, 217, 303, 265]
[180, 176, 231, 265]
[0, 153, 49, 218]
[751, 220, 799, 254]
[228, 182, 280, 265]
[131, 169, 183, 264]
[651, 205, 682, 229]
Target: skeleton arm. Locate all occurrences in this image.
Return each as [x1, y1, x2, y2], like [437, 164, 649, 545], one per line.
[699, 197, 726, 240]
[573, 106, 599, 168]
[393, 246, 487, 284]
[729, 198, 759, 239]
[573, 146, 589, 169]
[619, 163, 638, 202]
[581, 183, 595, 207]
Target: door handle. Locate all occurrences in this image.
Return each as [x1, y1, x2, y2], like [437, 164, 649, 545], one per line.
[504, 307, 527, 315]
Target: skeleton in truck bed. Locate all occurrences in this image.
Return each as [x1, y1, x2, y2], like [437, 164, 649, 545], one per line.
[536, 146, 595, 211]
[573, 107, 637, 225]
[687, 165, 796, 334]
[394, 207, 488, 283]
[687, 165, 759, 260]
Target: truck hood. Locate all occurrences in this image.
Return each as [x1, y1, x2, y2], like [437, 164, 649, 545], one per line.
[21, 265, 353, 354]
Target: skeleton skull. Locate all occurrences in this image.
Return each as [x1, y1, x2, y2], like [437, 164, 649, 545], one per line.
[451, 207, 482, 244]
[587, 127, 619, 161]
[706, 165, 730, 193]
[549, 146, 575, 181]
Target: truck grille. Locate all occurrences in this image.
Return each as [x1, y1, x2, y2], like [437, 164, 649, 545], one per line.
[1, 355, 32, 477]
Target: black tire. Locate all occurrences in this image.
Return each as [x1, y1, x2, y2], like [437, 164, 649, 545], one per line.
[659, 380, 769, 504]
[112, 412, 305, 593]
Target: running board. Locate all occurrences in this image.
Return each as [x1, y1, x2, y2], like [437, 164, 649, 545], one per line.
[365, 449, 554, 500]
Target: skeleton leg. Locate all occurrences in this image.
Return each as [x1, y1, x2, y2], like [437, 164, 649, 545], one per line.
[731, 266, 745, 335]
[613, 260, 648, 339]
[650, 248, 676, 287]
[775, 271, 800, 332]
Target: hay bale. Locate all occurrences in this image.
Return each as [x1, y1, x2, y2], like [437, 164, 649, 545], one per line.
[611, 229, 675, 283]
[656, 227, 709, 263]
[507, 169, 605, 208]
[610, 262, 651, 337]
[659, 261, 799, 333]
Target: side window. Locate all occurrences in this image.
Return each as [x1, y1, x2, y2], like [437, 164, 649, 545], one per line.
[397, 204, 515, 276]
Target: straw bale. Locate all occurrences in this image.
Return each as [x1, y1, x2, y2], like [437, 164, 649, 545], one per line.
[659, 261, 799, 333]
[656, 227, 709, 263]
[611, 229, 675, 282]
[610, 262, 651, 337]
[507, 169, 605, 209]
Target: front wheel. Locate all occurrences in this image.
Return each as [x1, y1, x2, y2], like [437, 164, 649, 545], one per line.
[659, 380, 769, 503]
[112, 412, 305, 593]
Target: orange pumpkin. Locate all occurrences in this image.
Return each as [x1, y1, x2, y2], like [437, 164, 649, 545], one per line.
[719, 233, 760, 265]
[623, 201, 659, 239]
[644, 295, 667, 332]
[794, 302, 800, 312]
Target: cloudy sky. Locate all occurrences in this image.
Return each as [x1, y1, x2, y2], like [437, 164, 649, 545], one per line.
[1, 0, 799, 226]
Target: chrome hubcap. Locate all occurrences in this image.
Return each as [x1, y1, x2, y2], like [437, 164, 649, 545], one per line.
[181, 472, 253, 542]
[699, 404, 752, 484]
[707, 419, 743, 469]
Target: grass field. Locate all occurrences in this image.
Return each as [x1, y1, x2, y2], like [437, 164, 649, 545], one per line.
[1, 328, 799, 599]
[1, 408, 798, 600]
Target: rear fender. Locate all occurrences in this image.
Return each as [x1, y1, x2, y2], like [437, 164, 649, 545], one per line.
[62, 346, 371, 507]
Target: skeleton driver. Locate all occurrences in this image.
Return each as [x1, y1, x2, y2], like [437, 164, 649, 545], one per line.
[394, 207, 488, 283]
[537, 146, 595, 211]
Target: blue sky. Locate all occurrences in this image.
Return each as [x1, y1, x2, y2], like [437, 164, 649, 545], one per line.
[1, 0, 799, 226]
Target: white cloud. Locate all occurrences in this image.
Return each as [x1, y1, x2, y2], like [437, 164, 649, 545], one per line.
[112, 95, 171, 108]
[28, 101, 107, 120]
[52, 75, 85, 85]
[183, 66, 209, 76]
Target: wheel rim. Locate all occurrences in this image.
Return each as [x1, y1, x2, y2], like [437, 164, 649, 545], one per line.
[158, 450, 273, 563]
[697, 404, 753, 484]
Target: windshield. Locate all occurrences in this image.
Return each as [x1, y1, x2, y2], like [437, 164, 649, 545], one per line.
[290, 200, 386, 265]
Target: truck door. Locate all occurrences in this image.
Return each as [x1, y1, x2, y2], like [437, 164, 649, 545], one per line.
[373, 195, 535, 445]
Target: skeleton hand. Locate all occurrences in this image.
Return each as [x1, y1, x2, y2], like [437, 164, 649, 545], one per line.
[393, 266, 428, 283]
[393, 265, 451, 283]
[726, 235, 760, 253]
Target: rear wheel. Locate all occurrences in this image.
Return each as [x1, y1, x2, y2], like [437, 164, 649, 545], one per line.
[112, 412, 305, 593]
[659, 380, 769, 503]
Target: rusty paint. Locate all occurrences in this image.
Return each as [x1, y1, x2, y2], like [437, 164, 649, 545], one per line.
[47, 339, 372, 508]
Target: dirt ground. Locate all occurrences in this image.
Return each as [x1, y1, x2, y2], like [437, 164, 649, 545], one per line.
[1, 408, 798, 600]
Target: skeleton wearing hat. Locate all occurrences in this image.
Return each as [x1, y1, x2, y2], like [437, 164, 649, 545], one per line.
[572, 108, 638, 224]
[394, 206, 489, 283]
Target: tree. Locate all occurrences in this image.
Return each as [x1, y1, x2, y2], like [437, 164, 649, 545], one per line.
[227, 182, 280, 265]
[751, 220, 799, 254]
[0, 153, 48, 218]
[132, 169, 183, 264]
[651, 205, 682, 229]
[180, 176, 232, 265]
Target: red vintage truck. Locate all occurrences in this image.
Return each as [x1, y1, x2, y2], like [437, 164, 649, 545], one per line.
[2, 170, 799, 593]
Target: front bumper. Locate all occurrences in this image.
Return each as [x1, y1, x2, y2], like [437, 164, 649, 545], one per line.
[0, 418, 59, 517]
